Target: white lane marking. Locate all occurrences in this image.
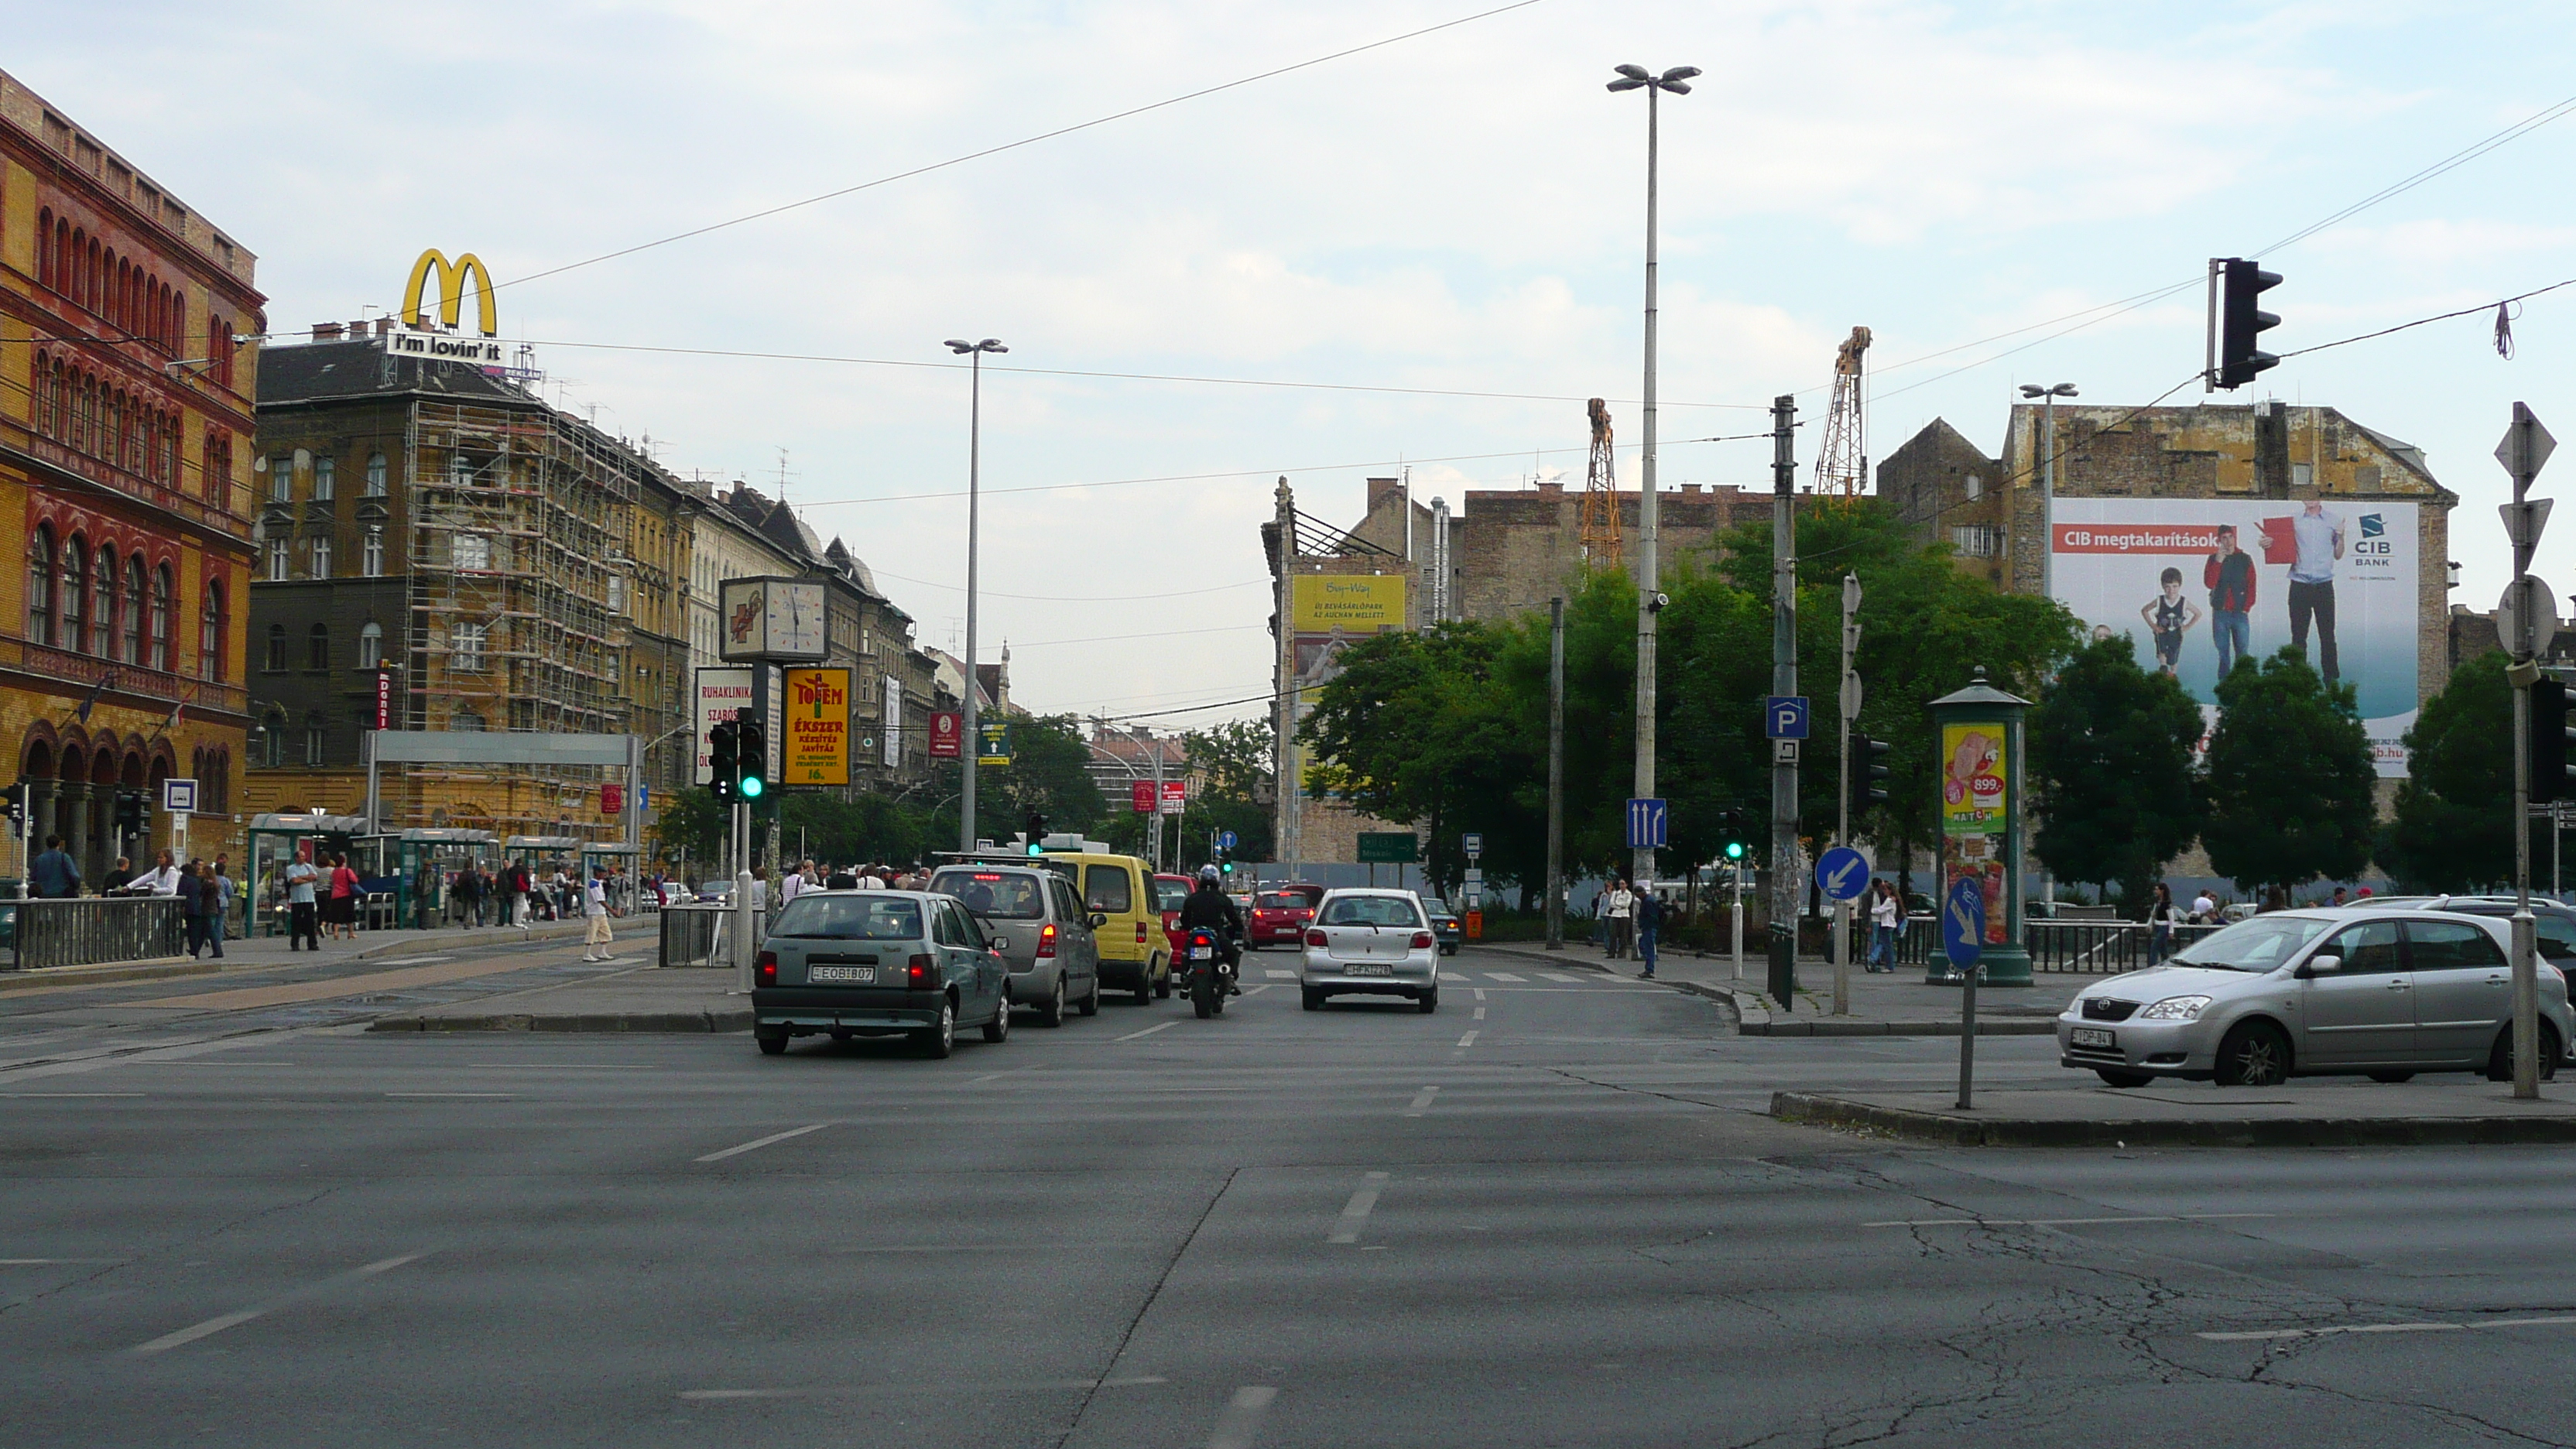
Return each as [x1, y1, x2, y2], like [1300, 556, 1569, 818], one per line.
[1538, 972, 1580, 982]
[2, 1092, 146, 1098]
[1439, 972, 1468, 983]
[1473, 988, 1486, 1002]
[367, 955, 455, 966]
[1208, 1385, 1281, 1449]
[1245, 983, 1275, 996]
[2197, 1317, 2576, 1342]
[1473, 1006, 1486, 1021]
[1265, 969, 1298, 980]
[132, 1251, 427, 1355]
[1327, 1172, 1389, 1244]
[1484, 972, 1526, 982]
[1456, 1029, 1479, 1048]
[1, 1258, 124, 1265]
[695, 1122, 834, 1163]
[1403, 1087, 1439, 1117]
[1864, 1213, 2277, 1229]
[1115, 1020, 1179, 1043]
[680, 1375, 1168, 1401]
[385, 1092, 512, 1099]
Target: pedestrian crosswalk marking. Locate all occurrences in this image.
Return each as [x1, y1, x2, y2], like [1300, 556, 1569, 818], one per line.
[1440, 972, 1469, 983]
[1537, 972, 1579, 982]
[1485, 972, 1526, 982]
[1265, 969, 1298, 980]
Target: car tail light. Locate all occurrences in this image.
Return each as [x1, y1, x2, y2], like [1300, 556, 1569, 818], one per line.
[1410, 932, 1434, 950]
[906, 954, 937, 988]
[1036, 923, 1058, 958]
[1136, 921, 1149, 944]
[1306, 929, 1328, 947]
[755, 950, 778, 986]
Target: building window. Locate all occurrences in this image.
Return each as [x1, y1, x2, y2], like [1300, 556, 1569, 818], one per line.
[265, 622, 287, 673]
[447, 453, 474, 487]
[451, 708, 486, 731]
[270, 457, 293, 502]
[267, 539, 289, 581]
[304, 715, 326, 767]
[313, 456, 334, 501]
[1951, 525, 2003, 559]
[365, 451, 388, 496]
[310, 536, 333, 578]
[202, 431, 231, 505]
[453, 621, 486, 672]
[362, 528, 385, 577]
[307, 622, 330, 671]
[26, 525, 54, 647]
[149, 564, 172, 671]
[60, 539, 86, 656]
[200, 580, 225, 681]
[607, 649, 622, 685]
[454, 533, 490, 571]
[91, 546, 114, 657]
[606, 574, 625, 613]
[358, 621, 383, 669]
[261, 711, 286, 767]
[123, 558, 146, 663]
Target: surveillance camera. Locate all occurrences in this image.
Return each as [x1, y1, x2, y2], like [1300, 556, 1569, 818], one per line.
[1646, 592, 1671, 612]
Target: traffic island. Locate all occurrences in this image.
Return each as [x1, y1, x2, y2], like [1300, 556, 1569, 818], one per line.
[1773, 1083, 2576, 1147]
[366, 966, 748, 1033]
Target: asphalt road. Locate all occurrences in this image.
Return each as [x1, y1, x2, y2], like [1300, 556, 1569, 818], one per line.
[6, 941, 2575, 1447]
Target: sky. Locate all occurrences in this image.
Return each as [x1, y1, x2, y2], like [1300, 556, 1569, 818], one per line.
[18, 0, 2576, 725]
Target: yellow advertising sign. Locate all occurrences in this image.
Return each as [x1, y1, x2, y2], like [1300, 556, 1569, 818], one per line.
[1290, 575, 1407, 634]
[783, 667, 852, 786]
[1939, 723, 2008, 835]
[400, 248, 499, 337]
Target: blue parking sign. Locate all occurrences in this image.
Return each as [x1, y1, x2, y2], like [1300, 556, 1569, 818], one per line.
[1765, 696, 1810, 740]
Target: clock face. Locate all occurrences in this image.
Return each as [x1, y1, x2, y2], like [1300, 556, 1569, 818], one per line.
[767, 581, 827, 658]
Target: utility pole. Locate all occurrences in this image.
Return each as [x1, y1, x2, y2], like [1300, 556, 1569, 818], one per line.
[1546, 596, 1566, 951]
[2500, 400, 2557, 1100]
[945, 337, 1006, 850]
[1768, 394, 1800, 1007]
[1835, 574, 1860, 1017]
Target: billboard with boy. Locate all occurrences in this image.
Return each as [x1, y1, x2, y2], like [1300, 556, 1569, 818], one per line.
[2048, 498, 2419, 776]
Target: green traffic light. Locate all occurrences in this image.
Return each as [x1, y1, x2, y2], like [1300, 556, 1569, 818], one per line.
[1724, 841, 1745, 861]
[1026, 843, 1043, 857]
[740, 775, 765, 800]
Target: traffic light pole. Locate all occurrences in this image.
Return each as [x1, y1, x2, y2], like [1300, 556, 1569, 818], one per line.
[1545, 595, 1565, 952]
[1834, 575, 1858, 1017]
[1767, 395, 1800, 1009]
[2502, 401, 2553, 1100]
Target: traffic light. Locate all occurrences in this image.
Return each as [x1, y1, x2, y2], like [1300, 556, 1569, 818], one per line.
[1218, 849, 1235, 876]
[2530, 679, 2576, 805]
[1850, 731, 1892, 819]
[1717, 808, 1749, 863]
[1024, 810, 1046, 856]
[2, 782, 23, 824]
[2215, 258, 2282, 389]
[708, 718, 739, 805]
[736, 718, 766, 800]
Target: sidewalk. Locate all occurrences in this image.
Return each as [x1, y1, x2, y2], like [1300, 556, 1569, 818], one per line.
[1480, 938, 2076, 1036]
[1774, 1081, 2576, 1147]
[0, 913, 652, 995]
[366, 965, 746, 1033]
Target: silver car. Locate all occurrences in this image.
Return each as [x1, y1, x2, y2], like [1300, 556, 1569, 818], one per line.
[2059, 908, 2576, 1088]
[1300, 888, 1440, 1013]
[927, 864, 1103, 1026]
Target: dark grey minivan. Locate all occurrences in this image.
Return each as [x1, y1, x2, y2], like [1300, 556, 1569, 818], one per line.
[928, 865, 1103, 1026]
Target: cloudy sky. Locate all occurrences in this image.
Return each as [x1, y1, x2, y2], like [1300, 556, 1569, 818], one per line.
[19, 1, 2576, 721]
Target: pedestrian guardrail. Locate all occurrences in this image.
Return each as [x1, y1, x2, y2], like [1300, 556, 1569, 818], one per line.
[658, 901, 764, 968]
[1896, 916, 2222, 973]
[5, 896, 187, 971]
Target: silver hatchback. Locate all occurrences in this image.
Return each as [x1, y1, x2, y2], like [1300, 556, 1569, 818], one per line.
[927, 865, 1103, 1026]
[1300, 888, 1440, 1013]
[2059, 909, 2576, 1087]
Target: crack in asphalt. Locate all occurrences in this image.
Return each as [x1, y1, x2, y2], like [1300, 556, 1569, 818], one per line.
[1053, 1164, 1238, 1449]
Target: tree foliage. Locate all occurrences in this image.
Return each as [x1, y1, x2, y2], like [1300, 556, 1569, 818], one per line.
[2377, 649, 2520, 892]
[2201, 646, 2377, 893]
[2028, 633, 2206, 909]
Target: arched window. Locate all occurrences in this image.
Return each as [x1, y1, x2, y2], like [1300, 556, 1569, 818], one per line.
[313, 456, 334, 501]
[202, 431, 230, 505]
[200, 579, 225, 682]
[149, 564, 172, 672]
[303, 714, 327, 767]
[122, 558, 145, 664]
[36, 209, 53, 289]
[307, 622, 330, 671]
[265, 622, 286, 673]
[269, 456, 292, 502]
[34, 351, 53, 437]
[365, 451, 388, 496]
[59, 537, 85, 656]
[261, 711, 286, 768]
[361, 527, 385, 577]
[26, 525, 54, 647]
[92, 545, 113, 658]
[358, 621, 383, 669]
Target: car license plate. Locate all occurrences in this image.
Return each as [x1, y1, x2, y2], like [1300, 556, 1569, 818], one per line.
[810, 965, 875, 985]
[2071, 1027, 2115, 1049]
[1347, 963, 1392, 977]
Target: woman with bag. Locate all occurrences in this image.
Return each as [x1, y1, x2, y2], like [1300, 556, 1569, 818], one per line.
[327, 853, 362, 940]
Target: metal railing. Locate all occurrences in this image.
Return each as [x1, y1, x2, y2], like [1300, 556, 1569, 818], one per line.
[1896, 916, 2222, 973]
[659, 901, 763, 968]
[5, 896, 187, 971]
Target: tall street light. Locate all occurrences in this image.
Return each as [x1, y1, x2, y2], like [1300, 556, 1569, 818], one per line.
[1607, 62, 1697, 890]
[2019, 382, 2077, 601]
[947, 337, 1007, 851]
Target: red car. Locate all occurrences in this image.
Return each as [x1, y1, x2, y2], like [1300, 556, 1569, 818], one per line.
[1153, 872, 1197, 958]
[1246, 887, 1321, 948]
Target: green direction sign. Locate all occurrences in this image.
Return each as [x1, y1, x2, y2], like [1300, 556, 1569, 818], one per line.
[1355, 831, 1419, 864]
[977, 721, 1013, 766]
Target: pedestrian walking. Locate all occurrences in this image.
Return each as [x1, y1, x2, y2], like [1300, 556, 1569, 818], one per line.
[1634, 885, 1663, 979]
[1868, 881, 1902, 971]
[581, 866, 615, 961]
[2188, 887, 2217, 924]
[327, 854, 361, 940]
[101, 855, 135, 893]
[2146, 882, 2180, 965]
[285, 851, 321, 951]
[179, 857, 209, 959]
[208, 862, 234, 958]
[29, 834, 81, 899]
[1604, 879, 1635, 960]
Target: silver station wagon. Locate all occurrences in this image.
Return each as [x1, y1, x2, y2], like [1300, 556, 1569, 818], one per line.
[2058, 908, 2576, 1088]
[752, 890, 1012, 1059]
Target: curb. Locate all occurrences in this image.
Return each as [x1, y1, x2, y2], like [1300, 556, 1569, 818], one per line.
[1745, 1016, 2059, 1037]
[0, 956, 216, 993]
[1770, 1091, 2576, 1147]
[367, 1008, 751, 1034]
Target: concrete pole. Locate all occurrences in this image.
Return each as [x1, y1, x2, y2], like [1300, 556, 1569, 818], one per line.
[1768, 395, 1800, 1008]
[1630, 80, 1663, 891]
[2505, 402, 2546, 1098]
[959, 347, 983, 852]
[1546, 596, 1565, 951]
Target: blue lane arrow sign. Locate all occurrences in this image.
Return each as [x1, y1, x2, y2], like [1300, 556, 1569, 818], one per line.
[1814, 846, 1869, 903]
[1942, 877, 1987, 971]
[1625, 798, 1668, 850]
[1218, 829, 1238, 851]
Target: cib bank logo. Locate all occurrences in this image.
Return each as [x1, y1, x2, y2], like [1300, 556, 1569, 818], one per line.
[388, 248, 505, 365]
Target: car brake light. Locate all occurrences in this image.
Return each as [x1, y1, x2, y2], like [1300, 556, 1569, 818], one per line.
[1410, 932, 1434, 950]
[755, 950, 778, 986]
[1037, 923, 1058, 957]
[971, 872, 1002, 881]
[906, 954, 937, 988]
[1136, 921, 1149, 944]
[1306, 929, 1328, 947]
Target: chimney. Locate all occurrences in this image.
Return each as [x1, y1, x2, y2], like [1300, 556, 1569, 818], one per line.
[311, 322, 344, 341]
[1677, 483, 1701, 495]
[1366, 477, 1403, 512]
[375, 317, 396, 337]
[1535, 478, 1564, 495]
[348, 320, 368, 338]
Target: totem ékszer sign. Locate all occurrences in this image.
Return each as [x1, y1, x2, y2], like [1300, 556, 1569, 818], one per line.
[782, 667, 852, 787]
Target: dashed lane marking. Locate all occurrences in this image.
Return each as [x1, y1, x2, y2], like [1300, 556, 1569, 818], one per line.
[132, 1251, 429, 1355]
[1473, 1006, 1486, 1020]
[695, 1122, 834, 1163]
[680, 1375, 1169, 1401]
[1208, 1385, 1281, 1449]
[1115, 1020, 1179, 1043]
[1863, 1213, 2277, 1229]
[2200, 1316, 2576, 1343]
[1403, 1087, 1439, 1117]
[1440, 972, 1469, 983]
[1327, 1172, 1389, 1244]
[1456, 1029, 1480, 1047]
[385, 1092, 512, 1099]
[1537, 972, 1581, 982]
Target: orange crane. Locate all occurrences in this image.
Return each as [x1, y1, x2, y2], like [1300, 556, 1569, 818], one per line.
[1817, 326, 1872, 500]
[1578, 397, 1621, 567]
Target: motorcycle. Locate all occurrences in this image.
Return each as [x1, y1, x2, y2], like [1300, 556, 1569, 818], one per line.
[1182, 926, 1236, 1019]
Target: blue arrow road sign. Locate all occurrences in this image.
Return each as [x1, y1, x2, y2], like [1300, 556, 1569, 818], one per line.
[1765, 696, 1810, 740]
[1625, 798, 1667, 850]
[1218, 829, 1238, 851]
[1814, 847, 1870, 903]
[636, 784, 649, 814]
[1942, 878, 1987, 970]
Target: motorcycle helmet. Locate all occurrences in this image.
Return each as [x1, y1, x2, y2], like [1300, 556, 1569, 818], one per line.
[1199, 865, 1221, 882]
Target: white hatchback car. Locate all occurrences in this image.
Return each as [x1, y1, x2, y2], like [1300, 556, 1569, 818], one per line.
[1300, 888, 1440, 1013]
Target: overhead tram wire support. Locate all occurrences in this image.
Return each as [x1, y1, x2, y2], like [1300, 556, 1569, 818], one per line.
[1815, 327, 1872, 505]
[1579, 397, 1621, 567]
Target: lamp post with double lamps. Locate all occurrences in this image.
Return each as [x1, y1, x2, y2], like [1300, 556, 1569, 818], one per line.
[2019, 382, 2078, 600]
[945, 337, 1007, 852]
[1605, 61, 1698, 891]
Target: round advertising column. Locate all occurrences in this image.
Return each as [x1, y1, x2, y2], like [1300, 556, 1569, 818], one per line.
[1925, 667, 2033, 987]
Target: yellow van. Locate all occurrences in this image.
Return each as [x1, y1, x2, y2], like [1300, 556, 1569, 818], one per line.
[1036, 851, 1168, 1002]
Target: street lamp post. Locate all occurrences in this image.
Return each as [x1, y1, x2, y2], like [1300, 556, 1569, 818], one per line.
[2019, 383, 2078, 601]
[1607, 61, 1698, 891]
[945, 337, 1007, 852]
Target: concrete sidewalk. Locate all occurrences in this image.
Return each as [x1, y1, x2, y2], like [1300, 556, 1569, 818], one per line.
[1776, 1080, 2576, 1147]
[0, 913, 651, 995]
[1481, 937, 2079, 1036]
[366, 965, 746, 1033]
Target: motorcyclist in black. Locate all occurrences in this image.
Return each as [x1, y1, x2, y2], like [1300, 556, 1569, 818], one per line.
[1177, 865, 1243, 992]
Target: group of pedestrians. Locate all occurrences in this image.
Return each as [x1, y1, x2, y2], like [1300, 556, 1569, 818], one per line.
[774, 860, 922, 902]
[1592, 877, 1666, 980]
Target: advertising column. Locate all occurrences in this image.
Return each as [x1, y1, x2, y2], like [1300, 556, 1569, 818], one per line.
[1927, 671, 2033, 985]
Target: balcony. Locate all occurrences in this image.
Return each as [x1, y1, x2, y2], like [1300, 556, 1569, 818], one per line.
[10, 434, 244, 538]
[0, 635, 248, 717]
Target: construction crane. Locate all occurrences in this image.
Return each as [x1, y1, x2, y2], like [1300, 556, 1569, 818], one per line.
[1817, 326, 1872, 500]
[1578, 396, 1621, 567]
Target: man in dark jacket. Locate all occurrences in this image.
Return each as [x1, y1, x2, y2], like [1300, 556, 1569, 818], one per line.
[2204, 524, 2257, 677]
[29, 835, 80, 898]
[1177, 866, 1243, 991]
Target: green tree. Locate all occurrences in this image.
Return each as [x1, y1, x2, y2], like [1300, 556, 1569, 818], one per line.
[975, 714, 1106, 841]
[2201, 646, 2377, 895]
[648, 786, 727, 865]
[2028, 634, 2206, 911]
[2377, 649, 2520, 892]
